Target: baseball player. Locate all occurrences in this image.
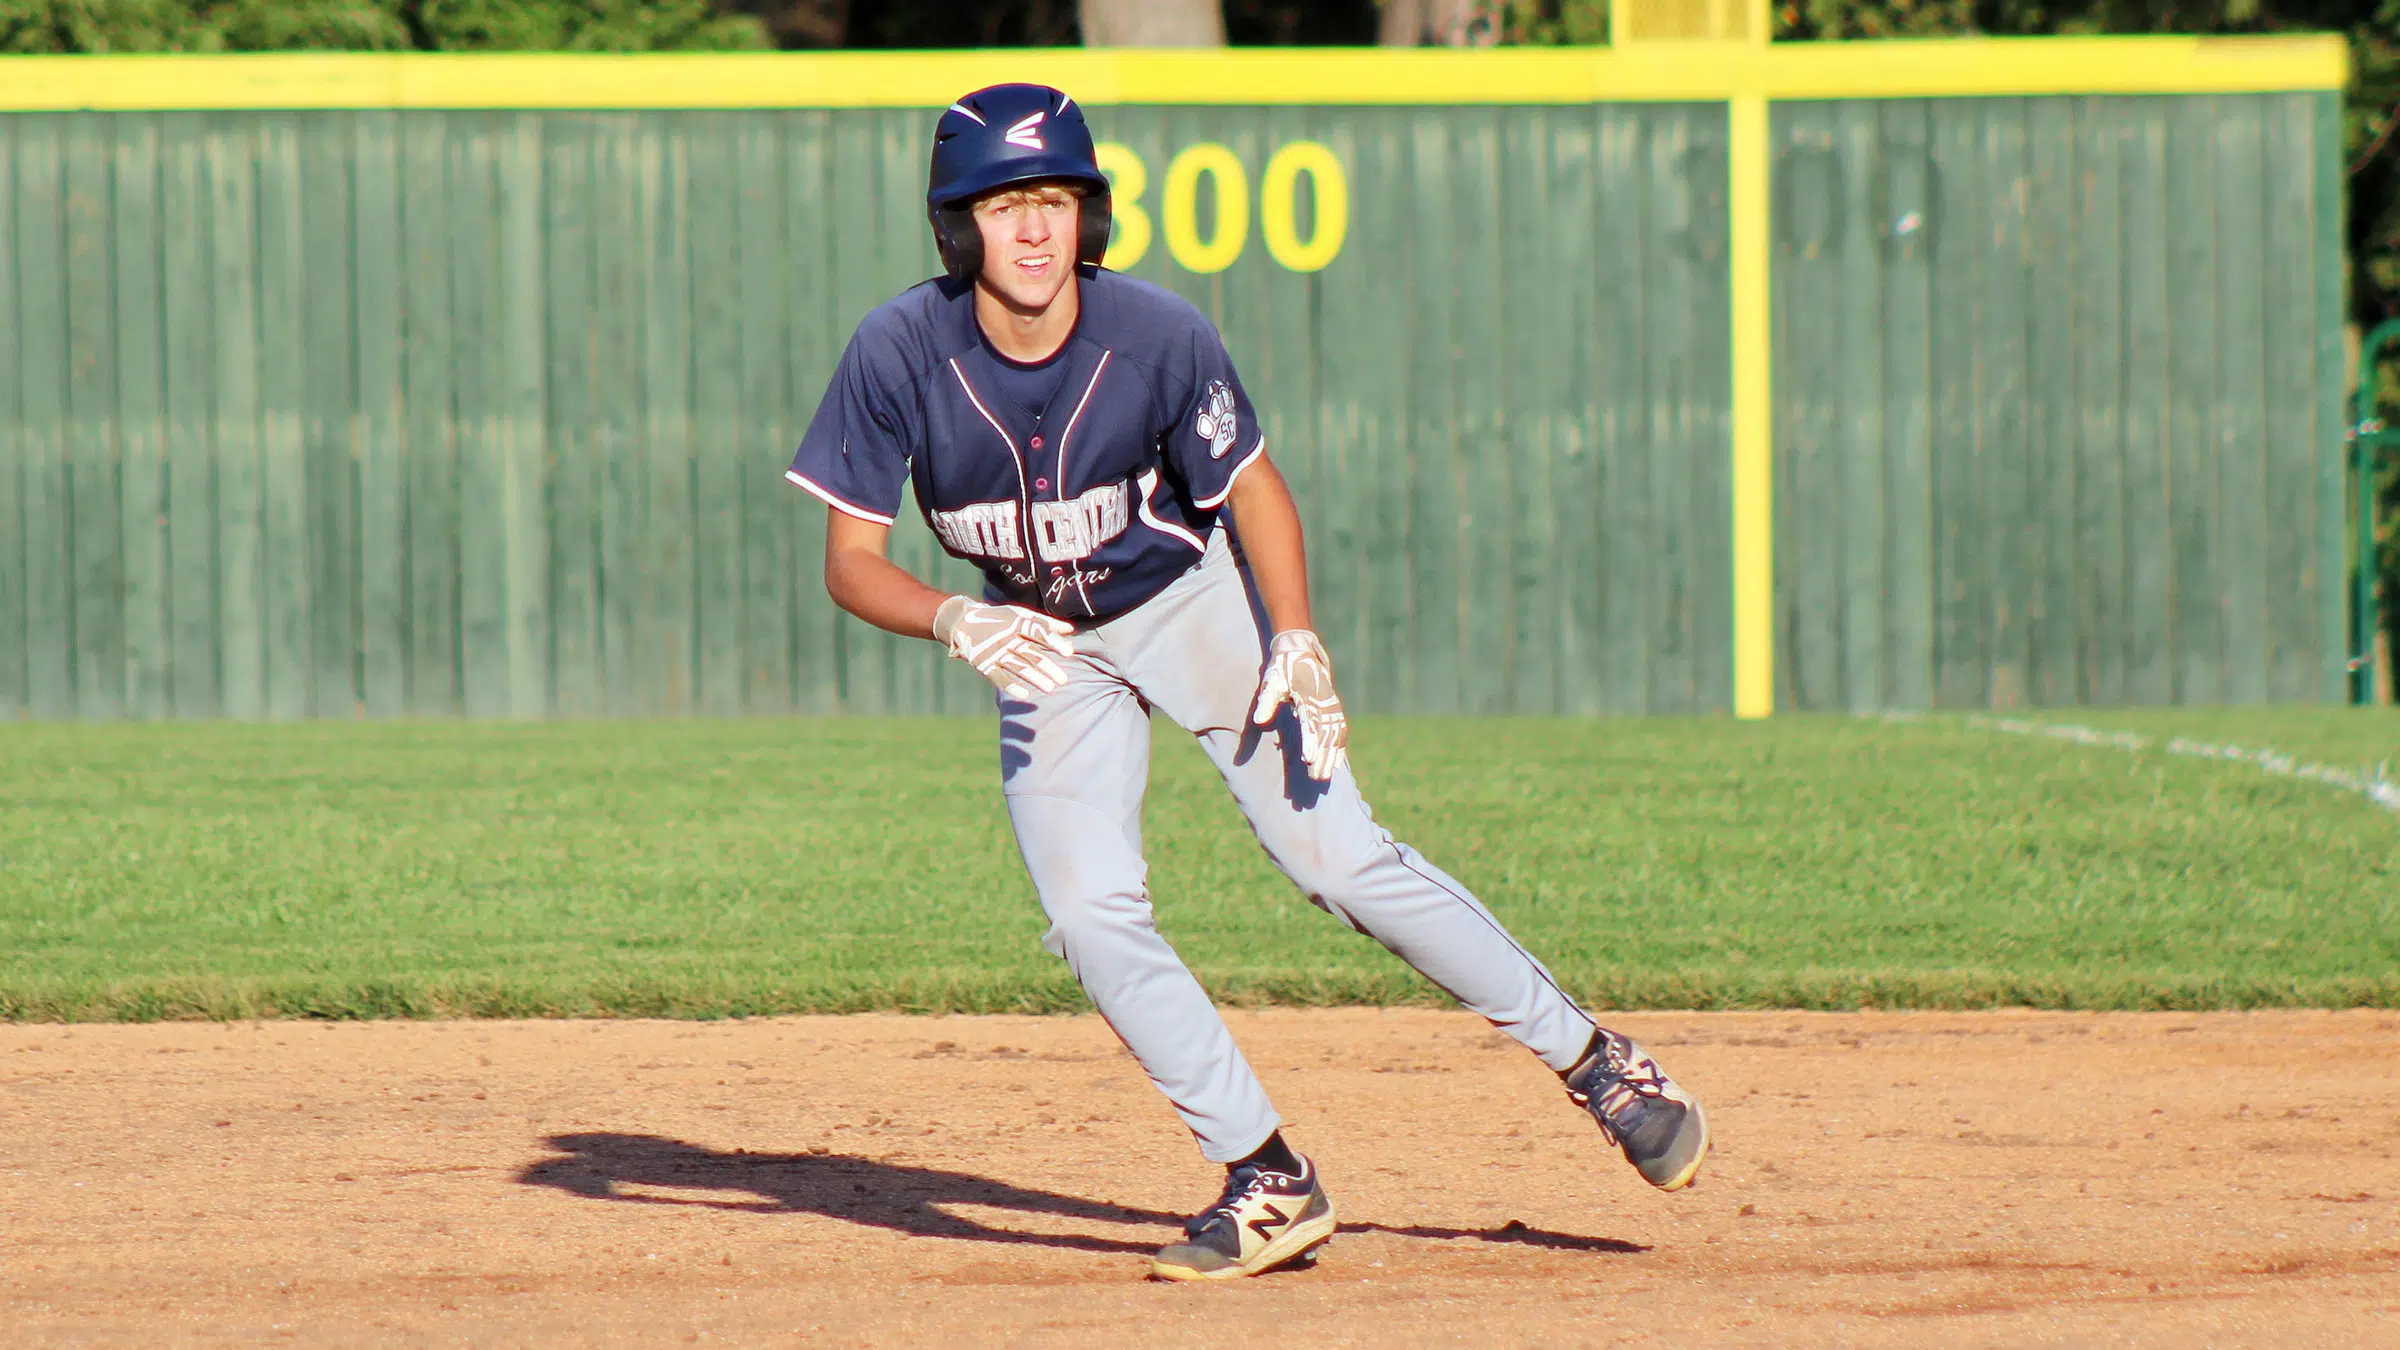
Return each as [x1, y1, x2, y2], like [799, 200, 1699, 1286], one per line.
[787, 83, 1708, 1281]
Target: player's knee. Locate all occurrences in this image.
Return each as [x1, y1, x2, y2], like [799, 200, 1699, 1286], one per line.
[1272, 838, 1384, 915]
[1300, 890, 1372, 936]
[1036, 883, 1156, 960]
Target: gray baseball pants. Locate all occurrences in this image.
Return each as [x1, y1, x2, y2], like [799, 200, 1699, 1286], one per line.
[999, 529, 1597, 1162]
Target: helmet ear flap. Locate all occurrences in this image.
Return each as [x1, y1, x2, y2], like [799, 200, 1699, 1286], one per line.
[1077, 190, 1113, 268]
[931, 205, 981, 282]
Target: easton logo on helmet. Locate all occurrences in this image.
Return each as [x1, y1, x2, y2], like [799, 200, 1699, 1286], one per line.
[1004, 112, 1046, 150]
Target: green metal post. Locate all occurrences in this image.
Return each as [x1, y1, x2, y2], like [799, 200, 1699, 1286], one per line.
[2354, 320, 2400, 705]
[2366, 422, 2380, 705]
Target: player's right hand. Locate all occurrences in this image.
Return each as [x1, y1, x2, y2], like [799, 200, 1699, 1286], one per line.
[932, 595, 1076, 699]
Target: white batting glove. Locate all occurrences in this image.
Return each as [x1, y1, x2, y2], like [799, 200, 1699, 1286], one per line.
[1248, 629, 1349, 782]
[933, 595, 1075, 699]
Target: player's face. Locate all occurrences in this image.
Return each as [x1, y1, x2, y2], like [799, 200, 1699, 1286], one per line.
[971, 184, 1080, 313]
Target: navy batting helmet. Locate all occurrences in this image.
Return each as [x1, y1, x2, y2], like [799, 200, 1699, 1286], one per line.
[927, 83, 1113, 282]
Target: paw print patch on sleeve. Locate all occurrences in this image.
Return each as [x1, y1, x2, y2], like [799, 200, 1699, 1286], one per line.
[1196, 380, 1239, 460]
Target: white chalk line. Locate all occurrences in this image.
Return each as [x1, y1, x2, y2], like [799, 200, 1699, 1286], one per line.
[1878, 712, 2400, 816]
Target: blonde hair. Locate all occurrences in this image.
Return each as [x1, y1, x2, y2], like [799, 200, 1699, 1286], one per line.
[971, 181, 1089, 211]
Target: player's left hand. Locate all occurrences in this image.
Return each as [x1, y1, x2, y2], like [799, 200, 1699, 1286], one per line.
[1248, 629, 1348, 782]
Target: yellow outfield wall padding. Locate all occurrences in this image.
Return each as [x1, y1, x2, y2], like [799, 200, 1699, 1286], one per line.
[1758, 35, 2348, 98]
[0, 36, 2347, 112]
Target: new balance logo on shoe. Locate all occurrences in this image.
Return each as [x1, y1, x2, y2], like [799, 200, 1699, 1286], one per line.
[1245, 1203, 1290, 1243]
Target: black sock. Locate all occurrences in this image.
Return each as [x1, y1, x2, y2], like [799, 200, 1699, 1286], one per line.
[1565, 1024, 1606, 1077]
[1234, 1131, 1303, 1176]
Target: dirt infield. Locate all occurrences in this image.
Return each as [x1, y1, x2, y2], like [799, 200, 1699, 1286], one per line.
[5, 1009, 2396, 1347]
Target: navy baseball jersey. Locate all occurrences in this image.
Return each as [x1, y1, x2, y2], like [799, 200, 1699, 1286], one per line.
[785, 268, 1265, 622]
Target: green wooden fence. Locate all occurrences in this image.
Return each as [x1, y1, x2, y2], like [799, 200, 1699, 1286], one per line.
[0, 78, 2349, 719]
[0, 103, 1736, 719]
[1770, 94, 2347, 711]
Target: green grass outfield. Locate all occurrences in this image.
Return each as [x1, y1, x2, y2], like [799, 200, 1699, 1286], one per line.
[3, 710, 2394, 1020]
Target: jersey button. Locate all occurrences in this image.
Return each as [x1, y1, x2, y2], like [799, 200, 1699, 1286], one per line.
[1030, 435, 1044, 450]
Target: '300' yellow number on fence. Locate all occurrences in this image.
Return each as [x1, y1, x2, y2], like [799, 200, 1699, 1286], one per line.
[1095, 141, 1348, 276]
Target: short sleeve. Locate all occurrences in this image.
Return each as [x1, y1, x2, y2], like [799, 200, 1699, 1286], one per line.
[785, 335, 914, 525]
[1158, 327, 1266, 510]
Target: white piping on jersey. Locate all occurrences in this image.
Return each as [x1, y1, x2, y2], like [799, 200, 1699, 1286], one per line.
[1136, 469, 1207, 553]
[947, 358, 1036, 585]
[1055, 351, 1110, 489]
[947, 102, 986, 125]
[949, 357, 1031, 502]
[1192, 436, 1267, 510]
[1053, 351, 1112, 612]
[784, 468, 896, 526]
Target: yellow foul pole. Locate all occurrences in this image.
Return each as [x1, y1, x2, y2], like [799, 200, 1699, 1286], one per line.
[1728, 1, 1775, 719]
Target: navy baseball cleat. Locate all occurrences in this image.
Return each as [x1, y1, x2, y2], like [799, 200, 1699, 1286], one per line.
[1563, 1028, 1710, 1191]
[1149, 1155, 1337, 1281]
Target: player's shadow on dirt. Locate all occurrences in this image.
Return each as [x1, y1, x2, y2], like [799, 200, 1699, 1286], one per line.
[1347, 1220, 1645, 1254]
[520, 1132, 1175, 1254]
[519, 1133, 1645, 1258]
